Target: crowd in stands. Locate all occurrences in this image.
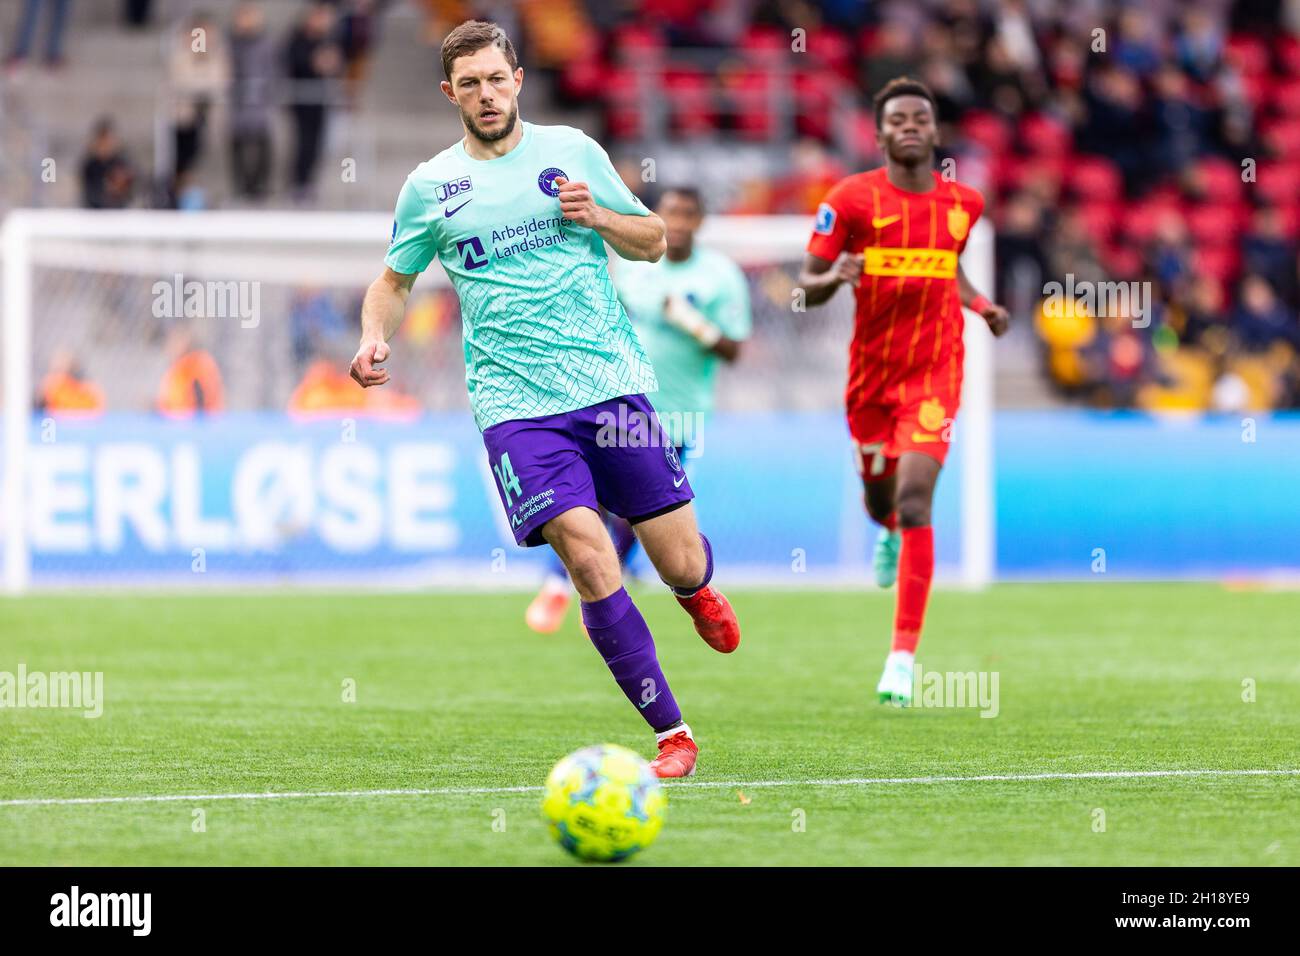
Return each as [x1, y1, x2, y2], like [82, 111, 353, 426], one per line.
[67, 1, 384, 210]
[23, 0, 1300, 412]
[526, 0, 1300, 411]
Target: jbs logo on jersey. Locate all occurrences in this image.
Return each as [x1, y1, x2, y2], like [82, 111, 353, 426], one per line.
[864, 247, 958, 278]
[434, 177, 473, 204]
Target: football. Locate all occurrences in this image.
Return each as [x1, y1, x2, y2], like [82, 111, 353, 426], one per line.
[541, 744, 666, 862]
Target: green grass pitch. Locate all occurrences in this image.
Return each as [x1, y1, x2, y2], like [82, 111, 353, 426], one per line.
[1, 584, 1298, 866]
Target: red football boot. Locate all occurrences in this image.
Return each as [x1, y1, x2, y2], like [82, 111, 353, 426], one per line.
[525, 582, 570, 634]
[650, 730, 698, 778]
[675, 586, 741, 653]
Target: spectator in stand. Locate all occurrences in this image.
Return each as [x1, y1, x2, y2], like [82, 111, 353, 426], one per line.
[863, 21, 919, 97]
[1180, 274, 1230, 347]
[80, 118, 135, 209]
[157, 327, 225, 418]
[229, 2, 276, 201]
[169, 12, 229, 207]
[289, 286, 348, 365]
[339, 0, 380, 106]
[5, 0, 72, 72]
[1081, 65, 1147, 193]
[288, 348, 421, 417]
[1242, 207, 1298, 305]
[1152, 65, 1211, 178]
[771, 139, 846, 215]
[1233, 275, 1300, 353]
[1147, 212, 1192, 297]
[1113, 8, 1162, 78]
[1176, 8, 1223, 83]
[284, 2, 343, 202]
[36, 350, 104, 417]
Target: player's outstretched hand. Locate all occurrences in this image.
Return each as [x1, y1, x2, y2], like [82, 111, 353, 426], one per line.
[981, 303, 1011, 337]
[350, 340, 391, 388]
[831, 251, 865, 288]
[554, 177, 604, 229]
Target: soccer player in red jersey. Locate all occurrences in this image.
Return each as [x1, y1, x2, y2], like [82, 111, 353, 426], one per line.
[797, 78, 1010, 705]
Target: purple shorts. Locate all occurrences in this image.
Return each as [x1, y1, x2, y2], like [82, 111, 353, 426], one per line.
[482, 393, 694, 547]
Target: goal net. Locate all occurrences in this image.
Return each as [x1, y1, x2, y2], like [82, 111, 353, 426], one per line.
[1, 210, 993, 591]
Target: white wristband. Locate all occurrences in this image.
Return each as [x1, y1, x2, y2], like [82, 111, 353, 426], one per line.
[665, 295, 723, 348]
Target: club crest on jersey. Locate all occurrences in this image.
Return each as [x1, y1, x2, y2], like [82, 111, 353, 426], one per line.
[434, 176, 473, 204]
[947, 208, 970, 241]
[538, 167, 567, 197]
[918, 398, 947, 432]
[664, 443, 683, 473]
[814, 202, 836, 236]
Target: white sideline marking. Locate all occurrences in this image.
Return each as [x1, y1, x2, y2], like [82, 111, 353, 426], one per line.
[2, 768, 1298, 809]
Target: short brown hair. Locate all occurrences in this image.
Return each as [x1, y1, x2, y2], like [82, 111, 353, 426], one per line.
[440, 20, 517, 81]
[872, 77, 936, 129]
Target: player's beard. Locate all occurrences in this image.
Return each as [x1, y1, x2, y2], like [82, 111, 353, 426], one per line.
[463, 102, 518, 144]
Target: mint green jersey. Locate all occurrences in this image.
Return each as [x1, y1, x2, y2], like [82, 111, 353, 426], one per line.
[385, 122, 657, 430]
[616, 247, 751, 447]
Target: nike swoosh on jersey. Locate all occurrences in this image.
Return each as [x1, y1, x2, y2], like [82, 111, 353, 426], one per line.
[444, 199, 472, 218]
[673, 474, 687, 488]
[872, 214, 902, 229]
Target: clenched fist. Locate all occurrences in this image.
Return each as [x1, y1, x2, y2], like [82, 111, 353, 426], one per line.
[830, 251, 865, 288]
[350, 340, 390, 388]
[554, 177, 605, 229]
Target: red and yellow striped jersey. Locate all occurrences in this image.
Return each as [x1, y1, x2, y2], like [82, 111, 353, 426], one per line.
[806, 167, 984, 411]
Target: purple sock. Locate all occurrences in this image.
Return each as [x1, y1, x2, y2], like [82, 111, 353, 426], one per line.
[671, 533, 714, 598]
[581, 587, 682, 732]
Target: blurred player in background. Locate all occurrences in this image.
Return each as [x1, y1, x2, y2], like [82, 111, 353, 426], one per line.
[798, 77, 1009, 706]
[350, 21, 740, 777]
[525, 186, 751, 634]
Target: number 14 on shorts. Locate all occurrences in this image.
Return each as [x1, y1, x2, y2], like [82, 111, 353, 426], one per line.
[493, 452, 523, 507]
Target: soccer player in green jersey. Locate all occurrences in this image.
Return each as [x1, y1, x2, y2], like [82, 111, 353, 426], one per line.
[349, 21, 740, 777]
[525, 187, 752, 634]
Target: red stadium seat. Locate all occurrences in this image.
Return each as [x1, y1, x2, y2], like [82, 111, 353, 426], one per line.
[1237, 73, 1272, 110]
[1272, 77, 1300, 117]
[1075, 202, 1120, 244]
[997, 153, 1067, 192]
[1192, 158, 1245, 203]
[1101, 243, 1144, 280]
[1019, 113, 1074, 155]
[1275, 204, 1300, 239]
[612, 25, 666, 62]
[1261, 118, 1300, 156]
[1255, 161, 1300, 205]
[664, 66, 716, 136]
[960, 111, 1012, 154]
[1279, 35, 1300, 76]
[792, 69, 841, 141]
[1186, 204, 1247, 245]
[1124, 197, 1183, 244]
[724, 68, 777, 141]
[738, 25, 788, 64]
[1192, 245, 1242, 285]
[1225, 34, 1272, 76]
[806, 28, 854, 80]
[1069, 155, 1123, 201]
[605, 68, 645, 140]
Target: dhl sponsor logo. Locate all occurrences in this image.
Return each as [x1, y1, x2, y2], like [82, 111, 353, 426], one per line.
[863, 247, 958, 278]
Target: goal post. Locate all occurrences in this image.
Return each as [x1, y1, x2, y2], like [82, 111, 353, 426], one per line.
[1, 209, 995, 592]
